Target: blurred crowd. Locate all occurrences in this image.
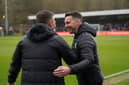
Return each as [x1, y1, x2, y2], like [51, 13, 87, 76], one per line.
[100, 22, 129, 31]
[0, 21, 129, 36]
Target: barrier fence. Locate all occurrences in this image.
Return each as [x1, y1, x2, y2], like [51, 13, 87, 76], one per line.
[56, 31, 129, 36]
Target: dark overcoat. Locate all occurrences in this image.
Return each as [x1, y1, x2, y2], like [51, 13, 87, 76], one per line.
[70, 23, 104, 85]
[8, 23, 76, 85]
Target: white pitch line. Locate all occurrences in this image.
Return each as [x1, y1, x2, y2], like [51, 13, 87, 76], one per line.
[104, 69, 129, 79]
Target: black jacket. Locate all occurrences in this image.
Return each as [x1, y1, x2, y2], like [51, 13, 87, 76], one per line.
[70, 23, 104, 85]
[8, 23, 77, 85]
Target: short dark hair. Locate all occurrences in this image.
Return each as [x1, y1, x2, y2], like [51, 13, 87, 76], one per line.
[36, 10, 54, 23]
[65, 11, 82, 20]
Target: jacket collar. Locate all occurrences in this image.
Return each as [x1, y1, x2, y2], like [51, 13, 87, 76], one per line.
[75, 23, 96, 37]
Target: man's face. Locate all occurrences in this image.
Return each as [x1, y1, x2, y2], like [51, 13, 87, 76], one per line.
[64, 16, 79, 34]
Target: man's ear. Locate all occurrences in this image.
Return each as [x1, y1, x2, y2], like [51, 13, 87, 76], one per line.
[48, 20, 52, 28]
[76, 19, 81, 25]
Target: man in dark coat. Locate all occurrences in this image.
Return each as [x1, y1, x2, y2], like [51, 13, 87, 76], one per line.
[53, 12, 104, 85]
[7, 10, 77, 85]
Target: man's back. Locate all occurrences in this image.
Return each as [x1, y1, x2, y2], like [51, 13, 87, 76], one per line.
[21, 36, 64, 85]
[8, 24, 76, 85]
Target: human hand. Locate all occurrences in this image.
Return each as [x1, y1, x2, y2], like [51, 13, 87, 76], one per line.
[53, 66, 71, 77]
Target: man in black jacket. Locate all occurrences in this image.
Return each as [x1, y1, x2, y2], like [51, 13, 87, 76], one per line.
[53, 12, 104, 85]
[7, 10, 77, 85]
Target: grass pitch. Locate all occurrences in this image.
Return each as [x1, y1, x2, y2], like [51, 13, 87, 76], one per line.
[0, 35, 129, 85]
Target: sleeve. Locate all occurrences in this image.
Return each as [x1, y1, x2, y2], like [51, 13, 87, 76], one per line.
[69, 34, 95, 73]
[8, 41, 22, 83]
[55, 36, 78, 65]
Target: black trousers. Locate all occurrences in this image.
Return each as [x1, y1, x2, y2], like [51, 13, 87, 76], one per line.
[77, 70, 104, 85]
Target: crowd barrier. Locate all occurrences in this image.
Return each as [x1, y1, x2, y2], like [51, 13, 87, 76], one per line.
[56, 31, 129, 36]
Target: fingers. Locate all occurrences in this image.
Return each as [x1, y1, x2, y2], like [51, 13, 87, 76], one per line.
[53, 66, 71, 77]
[53, 66, 65, 77]
[53, 71, 65, 77]
[54, 66, 63, 72]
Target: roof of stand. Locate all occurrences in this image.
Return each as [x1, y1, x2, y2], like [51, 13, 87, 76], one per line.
[28, 9, 129, 20]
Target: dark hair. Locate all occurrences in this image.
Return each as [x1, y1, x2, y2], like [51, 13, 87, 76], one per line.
[36, 10, 54, 23]
[65, 11, 82, 20]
